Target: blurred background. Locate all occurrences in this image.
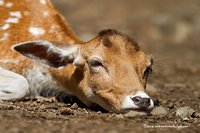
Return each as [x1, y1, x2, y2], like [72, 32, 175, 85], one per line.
[0, 1, 199, 132]
[51, 0, 200, 99]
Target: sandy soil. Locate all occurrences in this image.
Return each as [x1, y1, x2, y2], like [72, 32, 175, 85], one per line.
[0, 0, 200, 132]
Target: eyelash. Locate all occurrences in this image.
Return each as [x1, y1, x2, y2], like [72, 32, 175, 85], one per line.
[90, 60, 103, 67]
[143, 66, 152, 79]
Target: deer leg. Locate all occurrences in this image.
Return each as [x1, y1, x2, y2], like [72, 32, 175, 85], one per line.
[0, 67, 29, 100]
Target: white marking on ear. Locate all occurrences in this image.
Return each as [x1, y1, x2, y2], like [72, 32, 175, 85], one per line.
[13, 40, 82, 69]
[73, 51, 81, 65]
[61, 46, 78, 58]
[13, 40, 57, 68]
[0, 33, 9, 41]
[40, 0, 46, 5]
[29, 27, 45, 36]
[6, 2, 13, 7]
[1, 24, 10, 30]
[10, 11, 22, 18]
[0, 0, 4, 6]
[5, 18, 19, 23]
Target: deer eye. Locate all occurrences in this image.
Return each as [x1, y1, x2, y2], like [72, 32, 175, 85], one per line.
[142, 66, 152, 79]
[90, 60, 103, 67]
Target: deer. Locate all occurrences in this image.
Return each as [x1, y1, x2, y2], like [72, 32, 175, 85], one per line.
[0, 0, 154, 114]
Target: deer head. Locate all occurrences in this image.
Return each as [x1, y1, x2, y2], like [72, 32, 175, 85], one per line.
[14, 29, 154, 114]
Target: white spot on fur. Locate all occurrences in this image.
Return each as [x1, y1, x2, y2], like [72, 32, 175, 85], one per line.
[29, 27, 45, 36]
[24, 11, 29, 16]
[43, 11, 49, 16]
[0, 0, 4, 6]
[5, 18, 19, 23]
[0, 33, 9, 41]
[10, 11, 22, 18]
[6, 2, 13, 7]
[40, 0, 46, 4]
[1, 24, 10, 30]
[49, 25, 56, 33]
[58, 35, 63, 41]
[48, 25, 63, 40]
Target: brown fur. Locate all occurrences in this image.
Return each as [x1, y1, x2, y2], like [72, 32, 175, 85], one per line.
[0, 0, 153, 113]
[99, 29, 140, 51]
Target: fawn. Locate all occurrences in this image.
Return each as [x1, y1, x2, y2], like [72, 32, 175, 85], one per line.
[0, 0, 154, 114]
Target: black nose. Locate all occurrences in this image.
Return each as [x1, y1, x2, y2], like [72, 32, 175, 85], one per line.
[131, 96, 151, 109]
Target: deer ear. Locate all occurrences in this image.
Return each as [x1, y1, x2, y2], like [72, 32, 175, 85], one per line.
[13, 40, 83, 69]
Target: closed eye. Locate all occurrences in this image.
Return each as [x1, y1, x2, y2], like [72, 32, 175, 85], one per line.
[89, 58, 109, 74]
[90, 60, 103, 67]
[142, 66, 152, 79]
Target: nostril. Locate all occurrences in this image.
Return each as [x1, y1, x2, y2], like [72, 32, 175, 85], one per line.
[146, 98, 150, 104]
[131, 96, 141, 104]
[131, 96, 151, 108]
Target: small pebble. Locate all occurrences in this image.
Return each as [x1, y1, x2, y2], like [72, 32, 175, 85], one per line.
[124, 111, 141, 118]
[39, 113, 46, 119]
[176, 106, 195, 120]
[148, 119, 155, 123]
[135, 118, 142, 122]
[194, 112, 200, 118]
[7, 106, 14, 110]
[60, 108, 73, 115]
[57, 103, 68, 107]
[45, 106, 58, 110]
[115, 114, 124, 119]
[151, 106, 168, 116]
[70, 103, 78, 109]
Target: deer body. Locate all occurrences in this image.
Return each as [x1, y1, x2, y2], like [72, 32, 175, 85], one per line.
[0, 0, 154, 114]
[0, 0, 83, 100]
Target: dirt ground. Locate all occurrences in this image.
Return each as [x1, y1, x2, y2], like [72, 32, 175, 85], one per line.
[0, 0, 200, 132]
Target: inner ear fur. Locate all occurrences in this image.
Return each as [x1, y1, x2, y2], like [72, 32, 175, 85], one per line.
[13, 40, 82, 69]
